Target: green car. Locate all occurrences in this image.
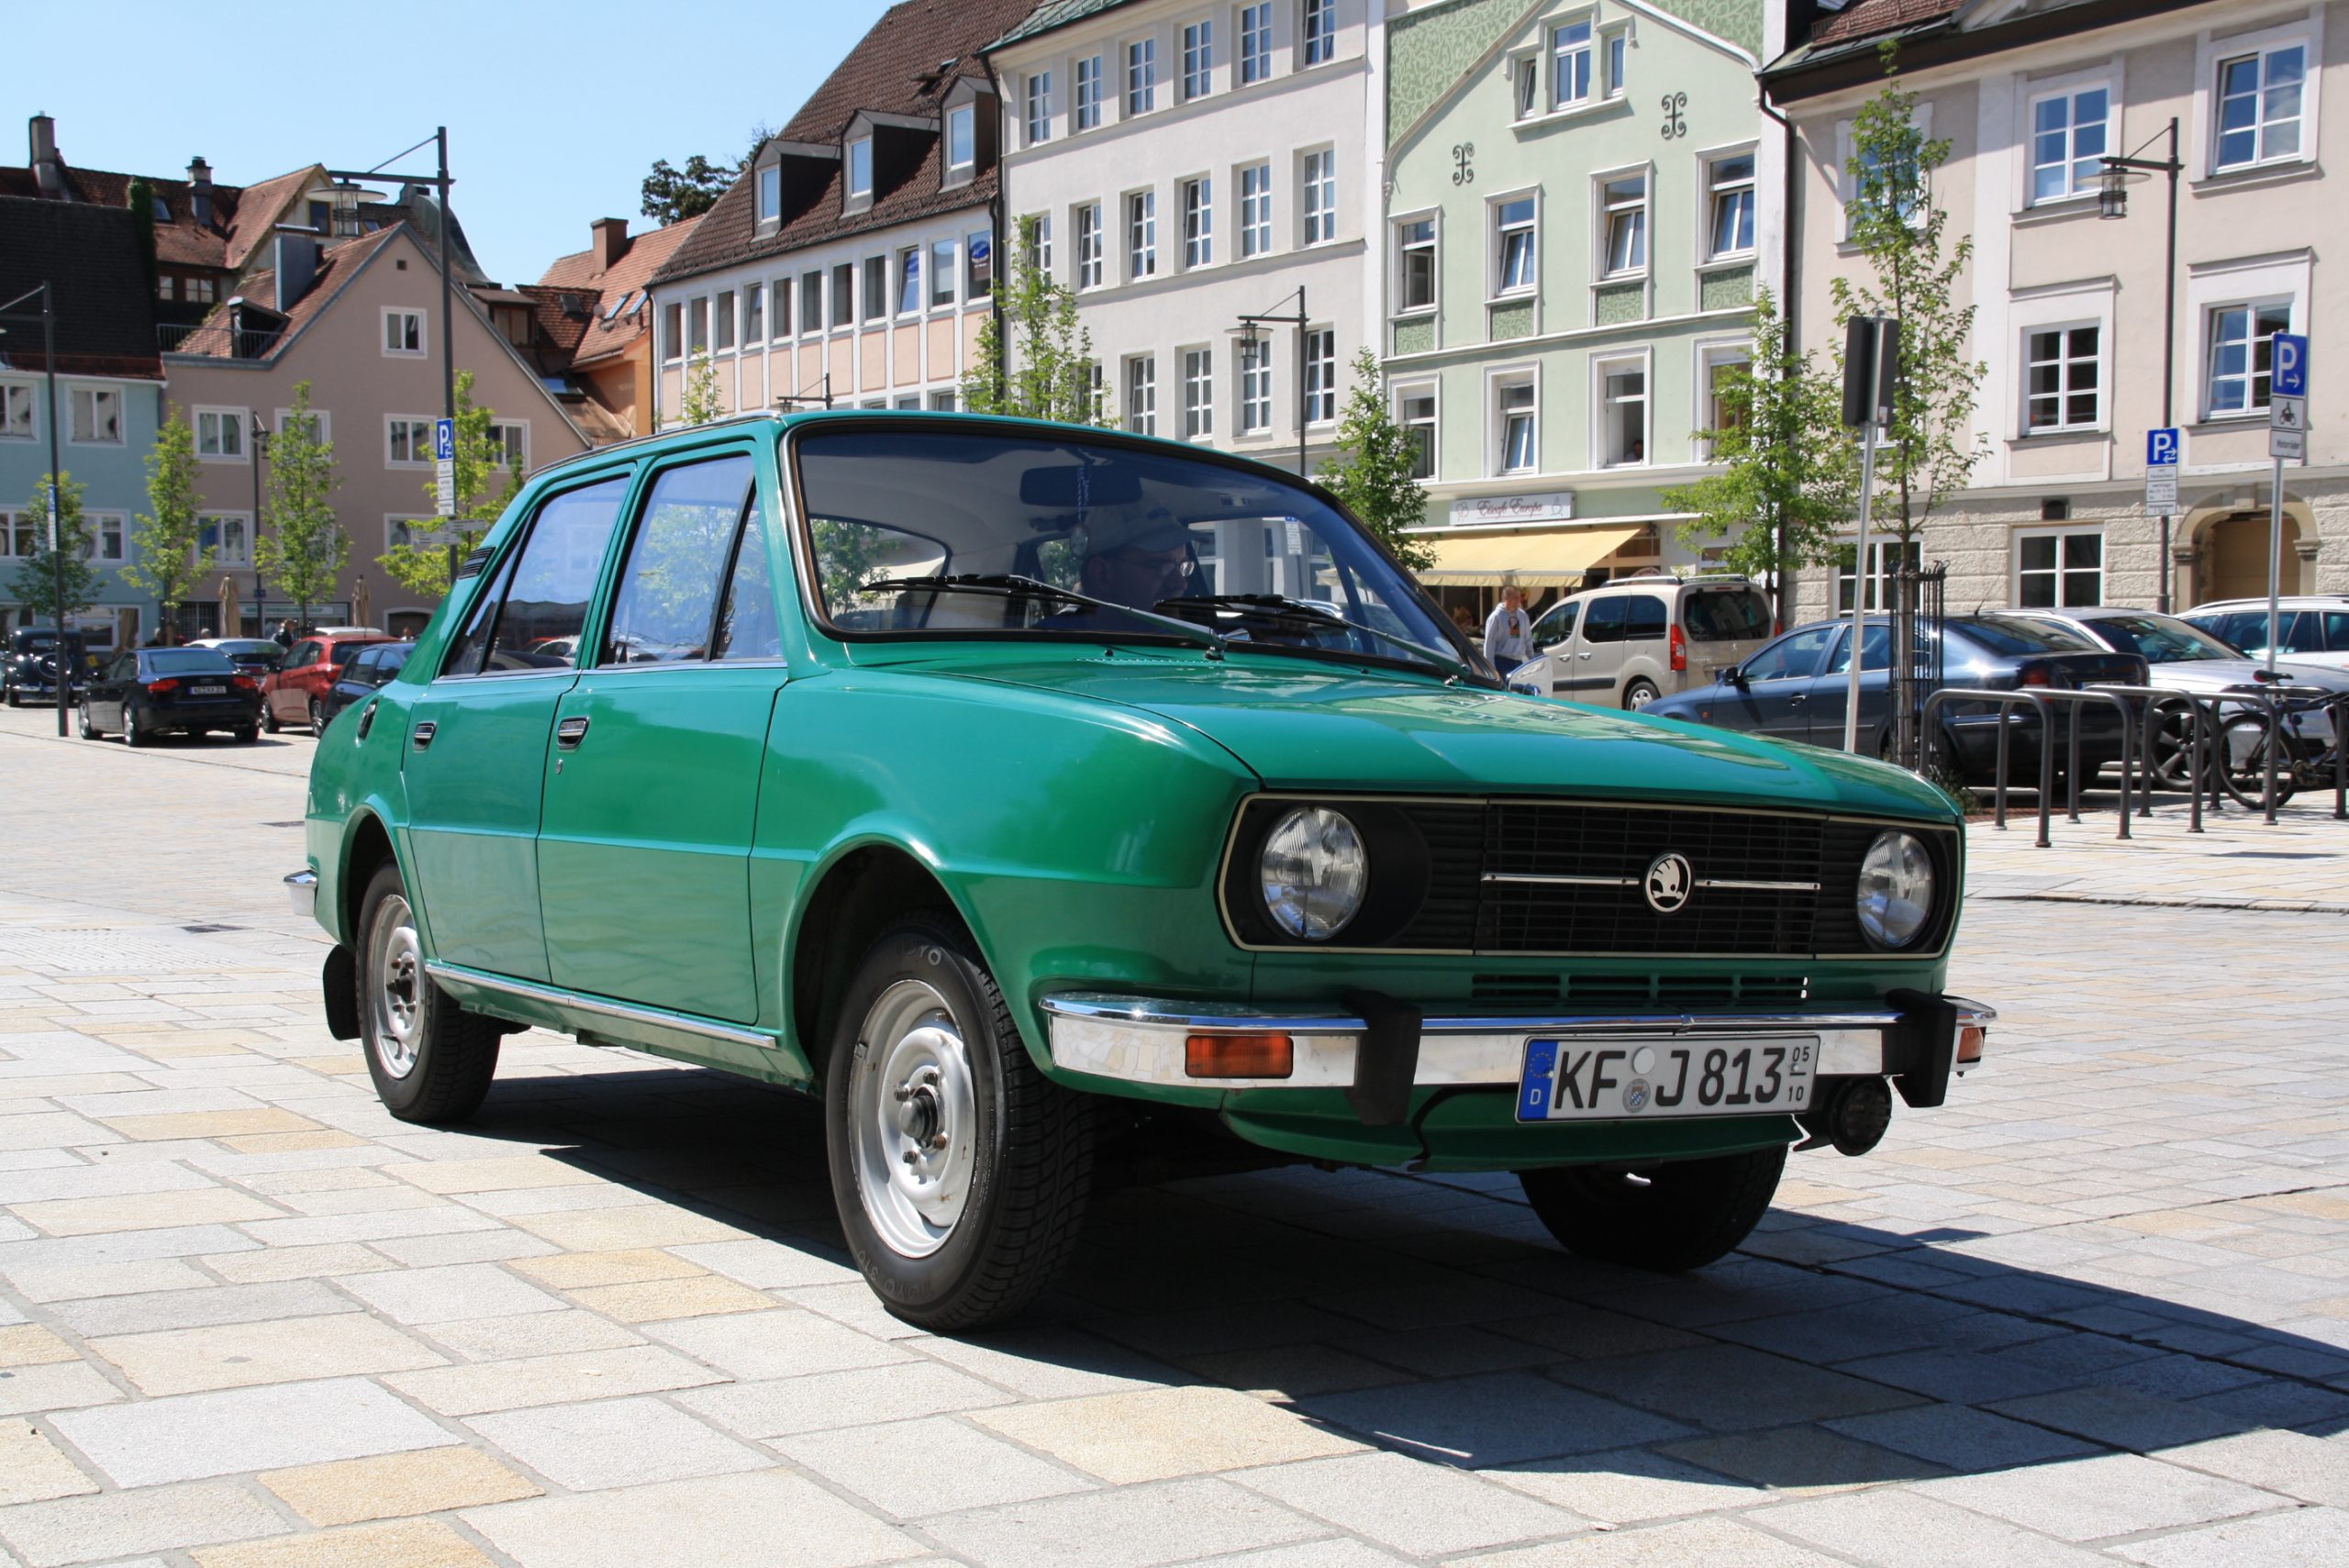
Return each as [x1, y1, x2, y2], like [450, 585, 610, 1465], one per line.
[291, 412, 1991, 1329]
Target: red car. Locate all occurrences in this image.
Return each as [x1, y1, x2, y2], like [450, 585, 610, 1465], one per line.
[262, 630, 393, 733]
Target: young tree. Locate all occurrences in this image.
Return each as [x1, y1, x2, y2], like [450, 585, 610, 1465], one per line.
[376, 372, 521, 599]
[122, 406, 211, 638]
[961, 217, 1113, 427]
[253, 381, 346, 629]
[1661, 290, 1856, 599]
[640, 155, 736, 224]
[7, 473, 98, 626]
[1828, 45, 1987, 542]
[1317, 349, 1435, 573]
[676, 354, 725, 426]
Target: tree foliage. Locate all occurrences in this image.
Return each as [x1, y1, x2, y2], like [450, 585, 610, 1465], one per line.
[1662, 290, 1856, 584]
[677, 354, 725, 427]
[376, 372, 520, 599]
[1829, 44, 1987, 539]
[961, 217, 1113, 427]
[126, 177, 158, 293]
[253, 381, 346, 628]
[640, 155, 737, 225]
[122, 406, 211, 630]
[1317, 349, 1435, 573]
[8, 472, 98, 625]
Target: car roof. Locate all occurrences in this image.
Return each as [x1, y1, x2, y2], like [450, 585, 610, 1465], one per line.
[2188, 597, 2348, 610]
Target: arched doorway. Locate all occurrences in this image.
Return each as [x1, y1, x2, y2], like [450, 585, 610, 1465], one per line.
[2199, 512, 2301, 604]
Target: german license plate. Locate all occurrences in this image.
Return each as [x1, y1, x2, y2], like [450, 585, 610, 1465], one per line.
[1517, 1036, 1816, 1122]
[191, 684, 227, 695]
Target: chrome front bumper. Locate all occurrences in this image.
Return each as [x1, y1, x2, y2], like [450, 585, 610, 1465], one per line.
[285, 869, 317, 918]
[1040, 992, 1996, 1092]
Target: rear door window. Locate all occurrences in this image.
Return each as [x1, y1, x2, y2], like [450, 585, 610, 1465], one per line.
[287, 640, 322, 669]
[1684, 586, 1771, 642]
[602, 455, 756, 664]
[1621, 595, 1667, 641]
[1581, 596, 1629, 644]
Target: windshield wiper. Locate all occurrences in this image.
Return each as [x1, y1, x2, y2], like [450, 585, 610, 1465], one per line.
[1160, 593, 1481, 682]
[861, 573, 1224, 650]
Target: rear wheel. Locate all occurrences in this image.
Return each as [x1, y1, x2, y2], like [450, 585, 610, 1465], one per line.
[1622, 678, 1661, 711]
[234, 725, 259, 744]
[357, 862, 502, 1123]
[1520, 1144, 1787, 1272]
[824, 917, 1094, 1331]
[124, 709, 150, 748]
[77, 703, 99, 740]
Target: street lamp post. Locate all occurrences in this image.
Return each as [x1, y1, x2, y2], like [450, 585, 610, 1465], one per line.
[2099, 119, 2183, 613]
[322, 129, 456, 426]
[1233, 286, 1309, 479]
[247, 414, 271, 639]
[0, 280, 71, 736]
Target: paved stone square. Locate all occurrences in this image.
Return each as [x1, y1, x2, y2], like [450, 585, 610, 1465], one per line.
[2, 705, 2346, 1567]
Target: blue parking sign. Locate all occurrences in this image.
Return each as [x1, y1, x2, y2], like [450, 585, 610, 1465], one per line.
[2273, 334, 2309, 399]
[2145, 428, 2180, 467]
[433, 417, 457, 462]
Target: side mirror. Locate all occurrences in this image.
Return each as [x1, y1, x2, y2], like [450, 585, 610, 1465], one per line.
[1716, 664, 1747, 687]
[1508, 679, 1542, 697]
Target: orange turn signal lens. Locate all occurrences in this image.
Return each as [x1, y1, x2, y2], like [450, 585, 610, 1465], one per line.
[1956, 1025, 1986, 1063]
[1185, 1032, 1294, 1079]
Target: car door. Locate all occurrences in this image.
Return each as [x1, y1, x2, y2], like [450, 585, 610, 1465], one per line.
[1562, 595, 1628, 698]
[1520, 599, 1578, 695]
[98, 653, 136, 728]
[403, 471, 633, 983]
[1722, 626, 1835, 740]
[273, 640, 319, 723]
[1801, 623, 1890, 747]
[537, 451, 780, 1024]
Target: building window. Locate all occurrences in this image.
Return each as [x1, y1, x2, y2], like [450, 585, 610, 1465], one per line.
[929, 390, 959, 412]
[195, 408, 247, 462]
[0, 510, 29, 558]
[383, 308, 425, 356]
[715, 290, 737, 351]
[947, 106, 975, 172]
[1023, 213, 1053, 273]
[197, 514, 250, 567]
[2215, 43, 2306, 170]
[386, 417, 435, 466]
[1601, 173, 1647, 276]
[1183, 21, 1214, 100]
[81, 513, 125, 563]
[863, 257, 887, 322]
[1239, 163, 1273, 258]
[1553, 19, 1593, 108]
[2, 384, 32, 440]
[1086, 361, 1108, 422]
[662, 302, 684, 360]
[2029, 87, 2110, 203]
[1184, 349, 1215, 439]
[1301, 150, 1335, 245]
[744, 284, 764, 343]
[896, 249, 921, 315]
[1240, 4, 1272, 84]
[1497, 379, 1536, 473]
[1605, 27, 1627, 96]
[1303, 0, 1335, 65]
[800, 272, 824, 333]
[1075, 55, 1104, 130]
[1495, 196, 1535, 295]
[1239, 341, 1273, 433]
[687, 296, 710, 355]
[1025, 73, 1052, 144]
[1698, 345, 1751, 459]
[1399, 388, 1436, 478]
[1846, 113, 1930, 231]
[1128, 39, 1157, 113]
[831, 264, 854, 327]
[930, 240, 956, 307]
[1183, 177, 1213, 267]
[2207, 302, 2290, 415]
[1074, 203, 1105, 289]
[69, 388, 121, 445]
[2015, 527, 2104, 607]
[968, 230, 994, 298]
[2024, 326, 2101, 431]
[488, 421, 528, 470]
[1128, 191, 1157, 279]
[1397, 218, 1436, 311]
[1836, 537, 1922, 613]
[1303, 328, 1335, 424]
[1706, 152, 1755, 258]
[757, 164, 780, 222]
[1126, 356, 1157, 435]
[1598, 359, 1647, 466]
[847, 137, 874, 197]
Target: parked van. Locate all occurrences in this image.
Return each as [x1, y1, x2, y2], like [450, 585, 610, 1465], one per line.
[1514, 573, 1776, 709]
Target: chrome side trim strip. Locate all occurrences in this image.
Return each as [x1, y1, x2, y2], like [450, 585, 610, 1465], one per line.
[423, 962, 777, 1051]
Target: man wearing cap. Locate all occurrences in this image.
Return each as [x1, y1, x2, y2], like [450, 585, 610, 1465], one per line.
[1069, 506, 1196, 616]
[1484, 585, 1532, 674]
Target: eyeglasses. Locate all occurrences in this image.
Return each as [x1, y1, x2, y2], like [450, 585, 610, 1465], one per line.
[1103, 546, 1194, 577]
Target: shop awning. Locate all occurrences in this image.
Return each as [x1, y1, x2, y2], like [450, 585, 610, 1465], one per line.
[1414, 525, 1645, 586]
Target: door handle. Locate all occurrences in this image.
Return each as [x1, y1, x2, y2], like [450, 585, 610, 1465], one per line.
[1789, 694, 1807, 706]
[411, 720, 436, 751]
[1577, 650, 1594, 659]
[555, 716, 590, 751]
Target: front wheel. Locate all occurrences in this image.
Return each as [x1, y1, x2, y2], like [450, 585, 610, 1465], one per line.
[824, 917, 1094, 1331]
[1622, 678, 1661, 711]
[1520, 1144, 1787, 1272]
[356, 862, 502, 1123]
[2215, 712, 2299, 809]
[309, 697, 328, 735]
[262, 701, 282, 734]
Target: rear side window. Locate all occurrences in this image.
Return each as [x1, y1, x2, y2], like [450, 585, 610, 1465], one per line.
[1684, 587, 1771, 641]
[1948, 615, 2101, 657]
[331, 642, 372, 668]
[1621, 595, 1667, 640]
[447, 475, 631, 676]
[1581, 595, 1629, 644]
[378, 644, 414, 676]
[2282, 612, 2330, 655]
[714, 491, 780, 661]
[602, 455, 756, 664]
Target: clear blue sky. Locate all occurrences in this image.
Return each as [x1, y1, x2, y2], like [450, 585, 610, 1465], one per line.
[7, 0, 897, 284]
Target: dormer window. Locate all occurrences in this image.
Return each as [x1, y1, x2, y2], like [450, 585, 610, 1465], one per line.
[758, 163, 780, 222]
[947, 106, 975, 173]
[848, 137, 874, 199]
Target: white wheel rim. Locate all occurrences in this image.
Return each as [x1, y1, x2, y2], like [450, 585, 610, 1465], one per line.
[367, 894, 424, 1080]
[849, 978, 978, 1259]
[1629, 684, 1655, 709]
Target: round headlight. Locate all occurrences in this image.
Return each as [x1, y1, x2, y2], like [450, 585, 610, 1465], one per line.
[1259, 806, 1368, 940]
[1855, 830, 1935, 949]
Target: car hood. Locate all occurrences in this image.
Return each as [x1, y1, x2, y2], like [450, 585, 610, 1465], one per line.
[912, 650, 1955, 819]
[2146, 658, 2349, 693]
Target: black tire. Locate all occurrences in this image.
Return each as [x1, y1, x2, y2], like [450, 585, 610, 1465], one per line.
[1622, 678, 1661, 712]
[309, 697, 328, 734]
[124, 709, 150, 748]
[235, 725, 260, 744]
[77, 703, 100, 740]
[2215, 712, 2299, 809]
[824, 916, 1094, 1332]
[1520, 1143, 1787, 1272]
[355, 861, 502, 1123]
[262, 702, 282, 734]
[3, 685, 17, 707]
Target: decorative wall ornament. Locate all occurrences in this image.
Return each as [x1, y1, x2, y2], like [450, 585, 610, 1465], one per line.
[1661, 92, 1688, 140]
[1452, 142, 1475, 185]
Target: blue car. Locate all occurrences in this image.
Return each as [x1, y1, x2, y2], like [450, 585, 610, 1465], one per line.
[1644, 614, 2145, 782]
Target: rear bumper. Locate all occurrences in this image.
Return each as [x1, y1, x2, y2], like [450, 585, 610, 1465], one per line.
[285, 870, 317, 918]
[149, 700, 261, 727]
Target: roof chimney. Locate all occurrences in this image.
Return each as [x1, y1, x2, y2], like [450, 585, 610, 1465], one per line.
[273, 227, 320, 313]
[590, 217, 630, 273]
[28, 114, 64, 198]
[188, 156, 214, 227]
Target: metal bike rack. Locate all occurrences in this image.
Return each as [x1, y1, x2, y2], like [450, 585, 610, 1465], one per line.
[2089, 685, 2221, 835]
[1920, 687, 2138, 848]
[2094, 683, 2349, 828]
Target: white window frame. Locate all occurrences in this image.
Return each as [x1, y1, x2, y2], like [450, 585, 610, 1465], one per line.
[1239, 2, 1273, 85]
[661, 301, 685, 362]
[1701, 146, 1757, 261]
[848, 135, 875, 199]
[1602, 21, 1630, 99]
[2198, 15, 2321, 178]
[1553, 15, 1595, 109]
[1128, 38, 1158, 114]
[1074, 202, 1105, 290]
[1182, 176, 1214, 269]
[194, 406, 250, 464]
[82, 511, 127, 565]
[1695, 339, 1752, 462]
[1128, 190, 1158, 280]
[385, 415, 436, 468]
[930, 240, 957, 308]
[1183, 346, 1215, 439]
[688, 295, 711, 355]
[1594, 351, 1651, 469]
[1302, 0, 1336, 67]
[1491, 191, 1538, 300]
[2012, 524, 2106, 608]
[1597, 167, 1649, 280]
[487, 420, 529, 472]
[1394, 212, 1438, 315]
[1238, 161, 1274, 259]
[743, 282, 764, 343]
[2203, 297, 2294, 419]
[1395, 381, 1439, 480]
[757, 162, 781, 223]
[896, 247, 923, 317]
[274, 405, 331, 444]
[2021, 321, 2104, 435]
[1237, 338, 1274, 434]
[1, 381, 34, 441]
[1303, 327, 1337, 426]
[1836, 103, 1934, 240]
[68, 386, 123, 446]
[1127, 354, 1158, 435]
[714, 289, 737, 352]
[1074, 55, 1104, 131]
[1835, 536, 1923, 614]
[382, 307, 426, 358]
[1182, 20, 1214, 101]
[1300, 148, 1336, 246]
[2024, 76, 2114, 206]
[0, 508, 31, 559]
[196, 511, 252, 568]
[946, 106, 976, 174]
[1490, 366, 1538, 476]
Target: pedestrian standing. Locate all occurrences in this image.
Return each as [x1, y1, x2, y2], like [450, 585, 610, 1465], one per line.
[1484, 585, 1532, 675]
[273, 619, 295, 651]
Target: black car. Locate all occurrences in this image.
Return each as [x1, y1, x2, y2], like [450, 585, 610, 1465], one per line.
[1645, 614, 2147, 782]
[79, 647, 264, 746]
[190, 638, 288, 678]
[2, 628, 91, 706]
[319, 640, 415, 727]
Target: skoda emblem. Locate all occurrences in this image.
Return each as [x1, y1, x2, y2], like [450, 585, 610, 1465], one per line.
[1644, 852, 1693, 915]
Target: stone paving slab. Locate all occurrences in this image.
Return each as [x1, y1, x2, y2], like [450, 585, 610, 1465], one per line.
[7, 705, 2349, 1567]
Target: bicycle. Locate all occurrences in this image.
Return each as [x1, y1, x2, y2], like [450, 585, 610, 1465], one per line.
[2206, 687, 2345, 810]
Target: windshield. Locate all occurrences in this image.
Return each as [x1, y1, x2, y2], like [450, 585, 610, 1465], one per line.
[2082, 613, 2242, 663]
[794, 426, 1476, 677]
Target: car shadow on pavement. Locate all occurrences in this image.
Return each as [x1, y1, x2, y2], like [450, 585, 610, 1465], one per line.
[462, 1060, 2349, 1496]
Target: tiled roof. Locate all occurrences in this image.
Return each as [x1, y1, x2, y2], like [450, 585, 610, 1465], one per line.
[987, 0, 1132, 52]
[653, 0, 1035, 287]
[164, 226, 403, 361]
[531, 214, 701, 368]
[0, 195, 162, 379]
[0, 161, 319, 274]
[1809, 0, 1967, 48]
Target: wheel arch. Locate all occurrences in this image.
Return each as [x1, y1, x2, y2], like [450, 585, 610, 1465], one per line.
[786, 836, 986, 1084]
[337, 806, 400, 951]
